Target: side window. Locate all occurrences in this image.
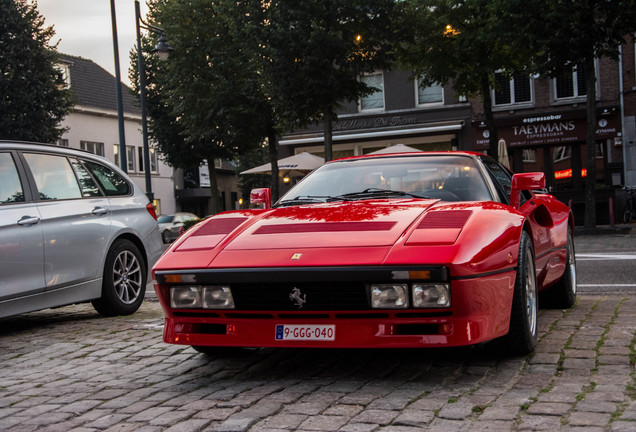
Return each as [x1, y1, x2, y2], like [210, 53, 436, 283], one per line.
[0, 153, 25, 204]
[70, 158, 102, 197]
[23, 153, 82, 201]
[83, 161, 130, 196]
[481, 157, 512, 204]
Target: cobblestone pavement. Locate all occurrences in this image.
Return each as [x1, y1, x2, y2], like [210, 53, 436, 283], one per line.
[0, 228, 634, 432]
[0, 295, 634, 432]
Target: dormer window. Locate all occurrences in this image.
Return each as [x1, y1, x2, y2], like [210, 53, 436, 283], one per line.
[55, 63, 71, 89]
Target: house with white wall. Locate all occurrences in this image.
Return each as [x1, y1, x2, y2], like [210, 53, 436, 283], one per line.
[56, 54, 176, 215]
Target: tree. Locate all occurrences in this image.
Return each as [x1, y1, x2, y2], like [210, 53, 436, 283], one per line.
[132, 0, 271, 213]
[261, 0, 396, 161]
[0, 0, 73, 142]
[395, 0, 533, 157]
[512, 0, 636, 230]
[236, 144, 270, 202]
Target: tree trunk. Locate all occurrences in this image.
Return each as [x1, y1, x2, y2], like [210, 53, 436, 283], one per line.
[268, 126, 279, 202]
[584, 56, 597, 230]
[207, 158, 221, 215]
[481, 73, 499, 158]
[324, 109, 333, 161]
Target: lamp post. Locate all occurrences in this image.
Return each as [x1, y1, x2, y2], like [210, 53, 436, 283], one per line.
[134, 0, 172, 202]
[110, 0, 127, 173]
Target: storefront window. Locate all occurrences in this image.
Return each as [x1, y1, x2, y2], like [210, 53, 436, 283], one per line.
[553, 146, 572, 162]
[522, 149, 536, 163]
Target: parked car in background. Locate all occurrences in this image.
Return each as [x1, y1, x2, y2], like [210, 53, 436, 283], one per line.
[157, 212, 199, 243]
[153, 151, 576, 356]
[0, 141, 164, 318]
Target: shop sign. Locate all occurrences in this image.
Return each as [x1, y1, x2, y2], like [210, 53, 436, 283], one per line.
[199, 162, 210, 188]
[474, 110, 620, 149]
[334, 116, 419, 131]
[555, 168, 587, 180]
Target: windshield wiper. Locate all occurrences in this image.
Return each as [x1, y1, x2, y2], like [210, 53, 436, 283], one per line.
[274, 195, 335, 207]
[330, 188, 432, 201]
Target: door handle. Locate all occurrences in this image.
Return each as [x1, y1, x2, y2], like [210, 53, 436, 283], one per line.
[92, 207, 110, 216]
[17, 215, 41, 226]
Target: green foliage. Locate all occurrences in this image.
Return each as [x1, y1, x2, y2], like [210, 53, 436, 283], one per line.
[132, 0, 267, 168]
[260, 0, 396, 125]
[236, 144, 270, 200]
[395, 0, 535, 156]
[0, 0, 73, 142]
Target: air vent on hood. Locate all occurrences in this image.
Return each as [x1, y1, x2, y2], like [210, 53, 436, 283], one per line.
[254, 221, 397, 234]
[416, 210, 472, 230]
[177, 217, 248, 251]
[193, 217, 248, 236]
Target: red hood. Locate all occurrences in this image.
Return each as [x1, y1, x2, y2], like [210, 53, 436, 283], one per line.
[224, 200, 435, 250]
[156, 199, 449, 269]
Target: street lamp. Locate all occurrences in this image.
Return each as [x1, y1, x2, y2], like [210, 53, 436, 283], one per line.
[134, 0, 173, 202]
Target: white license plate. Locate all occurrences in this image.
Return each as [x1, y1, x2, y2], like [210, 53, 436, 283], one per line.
[275, 324, 335, 341]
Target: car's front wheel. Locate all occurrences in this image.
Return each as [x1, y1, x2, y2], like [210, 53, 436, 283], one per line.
[502, 230, 538, 355]
[92, 239, 146, 316]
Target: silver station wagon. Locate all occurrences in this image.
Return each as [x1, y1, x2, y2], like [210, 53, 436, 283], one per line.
[0, 141, 164, 318]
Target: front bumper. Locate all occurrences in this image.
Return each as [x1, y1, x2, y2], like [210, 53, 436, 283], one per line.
[154, 266, 516, 349]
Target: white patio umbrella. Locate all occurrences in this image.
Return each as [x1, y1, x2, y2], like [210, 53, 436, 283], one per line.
[498, 139, 511, 169]
[240, 152, 325, 177]
[369, 144, 422, 154]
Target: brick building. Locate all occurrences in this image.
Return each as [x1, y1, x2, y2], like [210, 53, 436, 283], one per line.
[280, 36, 636, 225]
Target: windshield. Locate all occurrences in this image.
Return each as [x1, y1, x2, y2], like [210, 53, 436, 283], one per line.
[157, 215, 174, 223]
[276, 155, 492, 207]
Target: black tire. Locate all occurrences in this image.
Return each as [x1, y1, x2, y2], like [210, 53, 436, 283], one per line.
[502, 231, 538, 356]
[92, 239, 146, 316]
[623, 201, 633, 224]
[540, 229, 577, 309]
[161, 230, 171, 243]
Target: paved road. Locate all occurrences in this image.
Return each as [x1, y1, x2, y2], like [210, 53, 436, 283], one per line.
[575, 228, 636, 294]
[0, 229, 634, 431]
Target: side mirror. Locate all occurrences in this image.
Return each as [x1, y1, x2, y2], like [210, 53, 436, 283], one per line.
[510, 172, 545, 210]
[250, 188, 272, 209]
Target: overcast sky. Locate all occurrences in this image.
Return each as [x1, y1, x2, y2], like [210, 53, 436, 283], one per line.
[36, 0, 149, 86]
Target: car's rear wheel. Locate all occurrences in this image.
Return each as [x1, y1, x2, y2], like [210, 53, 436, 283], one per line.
[92, 239, 146, 316]
[503, 230, 538, 355]
[623, 201, 633, 224]
[541, 228, 576, 309]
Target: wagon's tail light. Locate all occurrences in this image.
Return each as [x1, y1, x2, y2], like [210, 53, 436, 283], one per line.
[412, 284, 450, 308]
[371, 284, 409, 309]
[170, 285, 235, 309]
[146, 203, 158, 220]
